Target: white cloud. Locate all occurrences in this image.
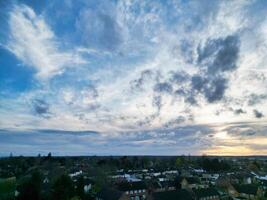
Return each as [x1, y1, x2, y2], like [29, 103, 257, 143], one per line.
[1, 0, 267, 138]
[6, 4, 87, 80]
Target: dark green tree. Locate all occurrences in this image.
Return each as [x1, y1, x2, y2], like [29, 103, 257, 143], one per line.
[17, 171, 42, 200]
[76, 176, 85, 199]
[51, 174, 75, 200]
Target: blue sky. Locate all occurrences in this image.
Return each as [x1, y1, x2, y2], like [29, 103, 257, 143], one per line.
[0, 0, 267, 156]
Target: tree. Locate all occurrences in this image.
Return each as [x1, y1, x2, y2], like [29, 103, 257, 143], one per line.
[17, 171, 42, 200]
[47, 152, 52, 159]
[200, 157, 230, 172]
[175, 156, 185, 168]
[76, 176, 85, 199]
[249, 161, 260, 172]
[51, 174, 75, 200]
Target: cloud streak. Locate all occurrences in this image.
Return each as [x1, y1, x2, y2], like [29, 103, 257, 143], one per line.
[6, 4, 87, 79]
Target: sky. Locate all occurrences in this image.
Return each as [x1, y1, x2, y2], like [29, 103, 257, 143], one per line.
[0, 0, 267, 156]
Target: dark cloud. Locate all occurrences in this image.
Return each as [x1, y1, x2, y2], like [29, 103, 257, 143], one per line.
[132, 35, 240, 111]
[145, 73, 194, 107]
[241, 129, 256, 136]
[248, 94, 267, 106]
[86, 103, 101, 112]
[32, 99, 50, 117]
[175, 89, 198, 105]
[185, 94, 198, 105]
[190, 34, 240, 103]
[234, 108, 246, 115]
[163, 71, 198, 105]
[135, 95, 163, 127]
[191, 75, 227, 103]
[136, 113, 158, 127]
[253, 109, 264, 118]
[169, 71, 190, 84]
[223, 122, 267, 138]
[148, 84, 169, 121]
[154, 82, 173, 94]
[125, 124, 212, 143]
[174, 88, 186, 96]
[130, 70, 154, 91]
[191, 75, 207, 91]
[203, 77, 227, 102]
[198, 35, 240, 73]
[0, 124, 213, 156]
[152, 95, 162, 112]
[163, 116, 186, 128]
[149, 35, 240, 106]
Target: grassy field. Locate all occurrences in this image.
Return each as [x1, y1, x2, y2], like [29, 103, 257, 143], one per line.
[0, 177, 16, 199]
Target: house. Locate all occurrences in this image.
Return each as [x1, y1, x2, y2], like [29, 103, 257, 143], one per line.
[193, 188, 220, 200]
[181, 169, 191, 177]
[202, 173, 219, 185]
[228, 184, 262, 199]
[157, 174, 167, 182]
[230, 173, 254, 184]
[116, 181, 148, 200]
[112, 173, 142, 182]
[84, 178, 94, 193]
[162, 170, 179, 176]
[180, 177, 201, 190]
[202, 173, 213, 179]
[152, 180, 176, 192]
[216, 188, 231, 200]
[96, 187, 127, 200]
[151, 189, 193, 200]
[160, 181, 176, 191]
[43, 177, 49, 184]
[69, 170, 83, 178]
[216, 175, 230, 188]
[150, 181, 162, 192]
[162, 170, 179, 179]
[259, 179, 267, 190]
[192, 168, 205, 174]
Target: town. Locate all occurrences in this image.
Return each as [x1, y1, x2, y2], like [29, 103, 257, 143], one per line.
[1, 155, 267, 200]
